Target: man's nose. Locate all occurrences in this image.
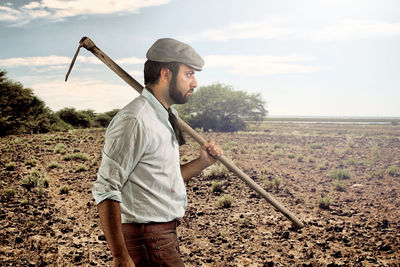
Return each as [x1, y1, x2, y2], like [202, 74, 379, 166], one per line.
[192, 76, 198, 88]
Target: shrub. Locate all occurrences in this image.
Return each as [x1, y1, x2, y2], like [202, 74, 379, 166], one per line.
[284, 187, 292, 195]
[0, 71, 54, 136]
[41, 177, 50, 188]
[211, 181, 224, 194]
[309, 143, 323, 149]
[318, 163, 328, 170]
[59, 185, 70, 195]
[264, 178, 281, 192]
[287, 153, 295, 159]
[273, 143, 282, 150]
[386, 166, 399, 177]
[333, 180, 346, 192]
[21, 170, 49, 190]
[75, 164, 88, 172]
[216, 195, 233, 208]
[21, 170, 42, 190]
[371, 169, 385, 179]
[297, 155, 304, 162]
[1, 188, 15, 200]
[318, 195, 332, 209]
[47, 161, 62, 170]
[56, 108, 93, 128]
[95, 109, 119, 128]
[344, 157, 359, 166]
[238, 217, 251, 227]
[25, 158, 38, 167]
[204, 162, 229, 178]
[329, 169, 352, 180]
[5, 162, 16, 171]
[62, 152, 89, 161]
[54, 143, 67, 154]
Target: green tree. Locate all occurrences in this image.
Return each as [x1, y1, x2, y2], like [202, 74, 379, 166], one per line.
[56, 107, 94, 128]
[95, 109, 119, 127]
[0, 70, 54, 136]
[175, 83, 267, 132]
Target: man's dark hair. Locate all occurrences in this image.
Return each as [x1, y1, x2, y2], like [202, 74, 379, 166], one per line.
[144, 60, 180, 86]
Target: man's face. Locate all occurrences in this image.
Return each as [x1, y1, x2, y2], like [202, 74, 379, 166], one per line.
[168, 64, 198, 104]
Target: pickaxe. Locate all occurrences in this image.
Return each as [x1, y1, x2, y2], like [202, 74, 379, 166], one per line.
[65, 36, 304, 229]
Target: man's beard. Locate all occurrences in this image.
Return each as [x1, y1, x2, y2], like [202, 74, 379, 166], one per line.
[169, 73, 193, 104]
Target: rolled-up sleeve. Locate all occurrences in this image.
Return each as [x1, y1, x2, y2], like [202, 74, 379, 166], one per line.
[92, 114, 146, 205]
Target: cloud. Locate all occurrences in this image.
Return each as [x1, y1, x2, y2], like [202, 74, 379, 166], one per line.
[314, 20, 400, 41]
[115, 57, 146, 65]
[0, 55, 145, 68]
[0, 0, 170, 25]
[185, 18, 400, 42]
[204, 55, 321, 76]
[30, 78, 140, 112]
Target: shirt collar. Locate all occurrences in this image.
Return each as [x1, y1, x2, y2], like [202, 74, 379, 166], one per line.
[142, 87, 179, 121]
[142, 87, 169, 122]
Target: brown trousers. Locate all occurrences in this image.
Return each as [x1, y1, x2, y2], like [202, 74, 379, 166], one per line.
[122, 220, 185, 267]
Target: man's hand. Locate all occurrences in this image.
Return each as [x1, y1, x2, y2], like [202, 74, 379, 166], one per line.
[199, 139, 223, 167]
[180, 139, 223, 182]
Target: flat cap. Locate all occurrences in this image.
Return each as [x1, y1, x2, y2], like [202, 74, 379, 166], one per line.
[146, 38, 204, 71]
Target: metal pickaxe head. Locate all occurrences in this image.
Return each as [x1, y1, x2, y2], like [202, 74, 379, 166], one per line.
[65, 37, 96, 82]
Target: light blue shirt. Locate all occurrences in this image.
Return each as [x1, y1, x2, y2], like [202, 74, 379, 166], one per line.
[92, 88, 187, 223]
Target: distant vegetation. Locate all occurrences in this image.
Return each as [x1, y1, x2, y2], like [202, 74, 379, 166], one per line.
[0, 70, 118, 136]
[1, 72, 268, 136]
[175, 83, 267, 132]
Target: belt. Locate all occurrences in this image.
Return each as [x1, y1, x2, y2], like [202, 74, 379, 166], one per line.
[122, 220, 180, 233]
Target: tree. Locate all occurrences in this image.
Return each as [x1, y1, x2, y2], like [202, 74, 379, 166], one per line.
[95, 109, 119, 127]
[0, 70, 54, 136]
[175, 83, 267, 132]
[56, 108, 93, 128]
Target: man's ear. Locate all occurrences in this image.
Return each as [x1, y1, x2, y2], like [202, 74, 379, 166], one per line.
[160, 67, 171, 83]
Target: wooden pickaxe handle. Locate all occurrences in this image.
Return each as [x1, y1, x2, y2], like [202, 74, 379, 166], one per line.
[66, 36, 304, 229]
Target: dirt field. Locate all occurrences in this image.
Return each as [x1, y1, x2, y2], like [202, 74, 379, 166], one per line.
[1, 123, 399, 266]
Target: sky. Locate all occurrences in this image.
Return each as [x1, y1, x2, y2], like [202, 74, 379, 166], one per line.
[0, 0, 399, 117]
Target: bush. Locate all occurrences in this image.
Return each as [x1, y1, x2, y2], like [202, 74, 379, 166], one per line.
[54, 143, 67, 154]
[318, 163, 328, 170]
[62, 152, 89, 161]
[21, 170, 41, 190]
[25, 158, 38, 167]
[309, 143, 323, 149]
[211, 181, 224, 194]
[333, 180, 346, 192]
[1, 188, 15, 201]
[49, 114, 73, 132]
[75, 164, 88, 172]
[297, 155, 304, 162]
[56, 108, 92, 128]
[95, 109, 119, 127]
[0, 70, 54, 136]
[329, 169, 352, 180]
[386, 166, 399, 177]
[318, 195, 332, 209]
[47, 161, 62, 170]
[216, 195, 233, 208]
[175, 83, 267, 132]
[204, 162, 229, 178]
[264, 178, 281, 192]
[5, 162, 16, 171]
[59, 185, 70, 195]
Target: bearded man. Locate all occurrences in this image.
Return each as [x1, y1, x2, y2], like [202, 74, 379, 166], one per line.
[92, 38, 222, 267]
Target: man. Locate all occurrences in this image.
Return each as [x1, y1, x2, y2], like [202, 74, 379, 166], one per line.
[92, 38, 223, 267]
